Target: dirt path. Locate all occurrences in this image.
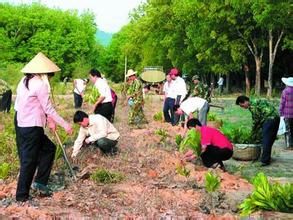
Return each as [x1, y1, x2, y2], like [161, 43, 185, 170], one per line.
[0, 95, 291, 219]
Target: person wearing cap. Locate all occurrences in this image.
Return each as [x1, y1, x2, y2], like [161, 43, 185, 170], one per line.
[169, 68, 187, 125]
[126, 69, 147, 126]
[88, 69, 113, 122]
[236, 95, 280, 166]
[280, 77, 293, 148]
[191, 75, 211, 103]
[0, 78, 12, 113]
[73, 78, 89, 109]
[14, 52, 73, 202]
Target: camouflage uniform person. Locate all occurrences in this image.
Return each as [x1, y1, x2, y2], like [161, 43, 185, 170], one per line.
[236, 96, 280, 166]
[0, 79, 12, 113]
[191, 75, 211, 103]
[126, 69, 147, 125]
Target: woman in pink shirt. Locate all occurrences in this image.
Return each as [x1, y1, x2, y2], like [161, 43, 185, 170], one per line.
[14, 52, 72, 202]
[184, 118, 233, 171]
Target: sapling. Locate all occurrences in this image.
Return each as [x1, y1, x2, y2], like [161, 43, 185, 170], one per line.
[205, 171, 221, 212]
[153, 111, 163, 122]
[176, 160, 190, 177]
[91, 168, 124, 184]
[179, 129, 201, 156]
[155, 128, 169, 146]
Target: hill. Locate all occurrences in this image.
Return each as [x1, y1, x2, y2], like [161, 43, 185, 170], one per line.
[95, 30, 113, 46]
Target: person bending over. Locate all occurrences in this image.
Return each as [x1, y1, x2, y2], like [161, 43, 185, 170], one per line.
[72, 110, 120, 158]
[184, 118, 233, 171]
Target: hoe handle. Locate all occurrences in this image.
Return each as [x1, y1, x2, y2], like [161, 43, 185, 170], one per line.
[54, 131, 77, 181]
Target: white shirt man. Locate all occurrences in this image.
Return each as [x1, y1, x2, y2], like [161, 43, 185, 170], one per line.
[175, 97, 210, 130]
[72, 112, 120, 158]
[94, 78, 112, 103]
[89, 69, 113, 121]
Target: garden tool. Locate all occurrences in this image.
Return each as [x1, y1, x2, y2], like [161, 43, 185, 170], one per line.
[54, 131, 77, 181]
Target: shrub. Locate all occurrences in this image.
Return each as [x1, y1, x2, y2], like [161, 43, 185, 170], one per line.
[239, 172, 293, 216]
[220, 122, 257, 144]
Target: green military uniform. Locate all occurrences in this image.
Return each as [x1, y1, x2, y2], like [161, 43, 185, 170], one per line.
[0, 79, 10, 95]
[192, 82, 211, 103]
[127, 79, 147, 125]
[0, 79, 12, 113]
[248, 99, 279, 143]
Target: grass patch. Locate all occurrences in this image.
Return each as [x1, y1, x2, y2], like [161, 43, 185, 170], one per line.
[91, 168, 124, 184]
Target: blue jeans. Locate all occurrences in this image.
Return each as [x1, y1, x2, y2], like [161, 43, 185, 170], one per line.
[261, 117, 280, 164]
[163, 97, 175, 124]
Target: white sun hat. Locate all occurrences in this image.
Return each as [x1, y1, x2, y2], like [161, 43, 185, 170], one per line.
[21, 52, 61, 74]
[126, 69, 137, 78]
[281, 77, 293, 87]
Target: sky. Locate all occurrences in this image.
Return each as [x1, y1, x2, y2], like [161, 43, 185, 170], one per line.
[0, 0, 146, 33]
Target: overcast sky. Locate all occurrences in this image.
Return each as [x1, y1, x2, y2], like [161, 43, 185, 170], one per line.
[0, 0, 146, 33]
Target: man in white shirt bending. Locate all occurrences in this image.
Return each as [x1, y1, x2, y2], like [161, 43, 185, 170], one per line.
[73, 78, 89, 109]
[71, 110, 120, 158]
[89, 69, 113, 121]
[174, 97, 209, 130]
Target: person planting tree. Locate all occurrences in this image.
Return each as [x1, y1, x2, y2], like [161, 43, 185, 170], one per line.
[14, 52, 73, 202]
[184, 118, 233, 171]
[71, 110, 120, 158]
[236, 95, 280, 166]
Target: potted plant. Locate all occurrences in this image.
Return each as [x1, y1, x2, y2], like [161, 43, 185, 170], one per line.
[220, 123, 261, 161]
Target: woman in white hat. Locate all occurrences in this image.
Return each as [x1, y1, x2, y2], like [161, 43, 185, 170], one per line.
[280, 77, 293, 148]
[14, 52, 73, 202]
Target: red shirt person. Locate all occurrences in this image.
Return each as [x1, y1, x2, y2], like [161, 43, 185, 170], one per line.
[184, 118, 233, 171]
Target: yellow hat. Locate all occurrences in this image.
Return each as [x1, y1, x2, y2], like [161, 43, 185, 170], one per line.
[126, 69, 137, 78]
[21, 52, 61, 74]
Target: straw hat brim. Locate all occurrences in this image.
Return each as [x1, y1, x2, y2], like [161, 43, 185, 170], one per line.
[21, 52, 61, 74]
[126, 70, 137, 78]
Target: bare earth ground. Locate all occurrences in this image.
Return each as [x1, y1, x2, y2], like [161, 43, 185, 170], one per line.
[0, 95, 292, 219]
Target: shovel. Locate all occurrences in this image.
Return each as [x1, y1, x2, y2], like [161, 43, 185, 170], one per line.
[54, 131, 77, 181]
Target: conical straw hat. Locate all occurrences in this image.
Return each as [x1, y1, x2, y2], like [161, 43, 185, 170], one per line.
[21, 52, 61, 74]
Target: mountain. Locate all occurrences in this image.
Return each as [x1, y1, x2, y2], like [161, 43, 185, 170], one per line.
[95, 30, 113, 46]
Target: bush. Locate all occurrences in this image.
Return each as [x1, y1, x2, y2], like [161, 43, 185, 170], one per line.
[240, 172, 293, 216]
[220, 122, 257, 144]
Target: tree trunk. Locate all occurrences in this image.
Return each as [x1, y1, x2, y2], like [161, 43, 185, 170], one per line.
[243, 64, 250, 96]
[267, 29, 284, 97]
[255, 56, 262, 95]
[225, 73, 229, 93]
